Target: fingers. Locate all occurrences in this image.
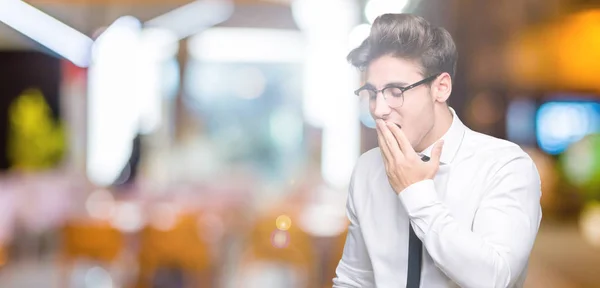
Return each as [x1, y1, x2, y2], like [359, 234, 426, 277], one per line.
[376, 124, 393, 164]
[377, 120, 403, 161]
[427, 140, 444, 177]
[385, 122, 415, 157]
[430, 140, 444, 164]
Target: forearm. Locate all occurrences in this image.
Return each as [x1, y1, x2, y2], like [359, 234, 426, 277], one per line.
[400, 180, 538, 288]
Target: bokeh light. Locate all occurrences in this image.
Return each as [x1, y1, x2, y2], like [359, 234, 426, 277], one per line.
[1, 1, 600, 287]
[523, 148, 559, 212]
[110, 202, 143, 233]
[579, 201, 600, 248]
[537, 101, 600, 155]
[275, 215, 292, 231]
[561, 134, 600, 198]
[85, 189, 116, 220]
[271, 230, 290, 249]
[149, 202, 179, 231]
[84, 266, 113, 288]
[298, 203, 347, 237]
[506, 98, 537, 145]
[467, 91, 502, 128]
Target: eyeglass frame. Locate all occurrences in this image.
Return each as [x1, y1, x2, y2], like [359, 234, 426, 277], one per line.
[354, 73, 441, 108]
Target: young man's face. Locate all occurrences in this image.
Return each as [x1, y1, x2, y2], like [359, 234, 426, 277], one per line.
[365, 55, 438, 151]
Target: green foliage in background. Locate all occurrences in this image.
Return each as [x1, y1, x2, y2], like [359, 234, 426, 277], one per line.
[560, 134, 600, 201]
[7, 88, 66, 171]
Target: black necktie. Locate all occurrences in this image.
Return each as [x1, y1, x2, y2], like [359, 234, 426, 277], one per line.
[406, 155, 429, 288]
[406, 224, 422, 288]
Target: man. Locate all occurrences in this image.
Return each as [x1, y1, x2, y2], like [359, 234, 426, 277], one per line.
[333, 14, 542, 288]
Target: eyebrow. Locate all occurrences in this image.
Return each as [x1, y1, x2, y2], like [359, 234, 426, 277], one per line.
[364, 81, 410, 89]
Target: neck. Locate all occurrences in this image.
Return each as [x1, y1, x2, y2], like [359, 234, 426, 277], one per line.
[416, 105, 453, 152]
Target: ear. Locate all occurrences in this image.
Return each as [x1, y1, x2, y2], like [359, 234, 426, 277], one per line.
[432, 72, 452, 103]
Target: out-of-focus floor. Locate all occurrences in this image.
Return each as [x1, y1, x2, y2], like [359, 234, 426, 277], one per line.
[525, 222, 600, 288]
[0, 221, 598, 288]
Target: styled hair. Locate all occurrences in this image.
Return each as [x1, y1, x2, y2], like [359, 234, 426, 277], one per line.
[347, 13, 457, 81]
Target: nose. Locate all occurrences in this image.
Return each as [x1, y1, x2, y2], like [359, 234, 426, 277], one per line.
[371, 91, 391, 120]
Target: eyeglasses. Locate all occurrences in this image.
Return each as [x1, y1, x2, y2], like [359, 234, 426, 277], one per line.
[354, 73, 441, 108]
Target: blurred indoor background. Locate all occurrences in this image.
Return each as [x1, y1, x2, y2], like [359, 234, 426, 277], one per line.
[0, 0, 599, 287]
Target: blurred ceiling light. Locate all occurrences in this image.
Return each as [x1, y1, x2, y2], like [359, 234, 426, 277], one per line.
[365, 0, 410, 24]
[321, 91, 360, 188]
[112, 163, 131, 186]
[136, 28, 178, 135]
[88, 17, 178, 187]
[87, 16, 142, 187]
[188, 28, 305, 63]
[145, 0, 234, 40]
[94, 16, 142, 44]
[139, 28, 179, 61]
[292, 0, 357, 32]
[293, 0, 361, 189]
[348, 24, 371, 53]
[0, 0, 93, 67]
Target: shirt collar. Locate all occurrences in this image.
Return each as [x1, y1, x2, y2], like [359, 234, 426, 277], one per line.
[417, 107, 465, 165]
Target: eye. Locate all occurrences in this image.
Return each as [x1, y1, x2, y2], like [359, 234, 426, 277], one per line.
[385, 87, 403, 98]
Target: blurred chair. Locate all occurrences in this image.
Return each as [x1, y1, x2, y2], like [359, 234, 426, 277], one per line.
[61, 221, 124, 261]
[60, 220, 125, 286]
[135, 212, 212, 288]
[0, 244, 6, 269]
[236, 209, 318, 288]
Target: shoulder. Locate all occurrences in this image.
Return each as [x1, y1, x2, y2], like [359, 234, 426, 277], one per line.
[352, 147, 386, 182]
[460, 129, 538, 179]
[356, 147, 382, 172]
[348, 147, 384, 193]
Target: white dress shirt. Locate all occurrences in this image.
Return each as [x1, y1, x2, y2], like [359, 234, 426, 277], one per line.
[333, 108, 542, 288]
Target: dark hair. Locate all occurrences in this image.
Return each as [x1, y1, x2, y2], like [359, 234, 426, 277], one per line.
[347, 13, 457, 81]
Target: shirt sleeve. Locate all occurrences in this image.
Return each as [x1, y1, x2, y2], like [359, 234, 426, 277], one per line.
[333, 170, 375, 287]
[398, 154, 542, 288]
